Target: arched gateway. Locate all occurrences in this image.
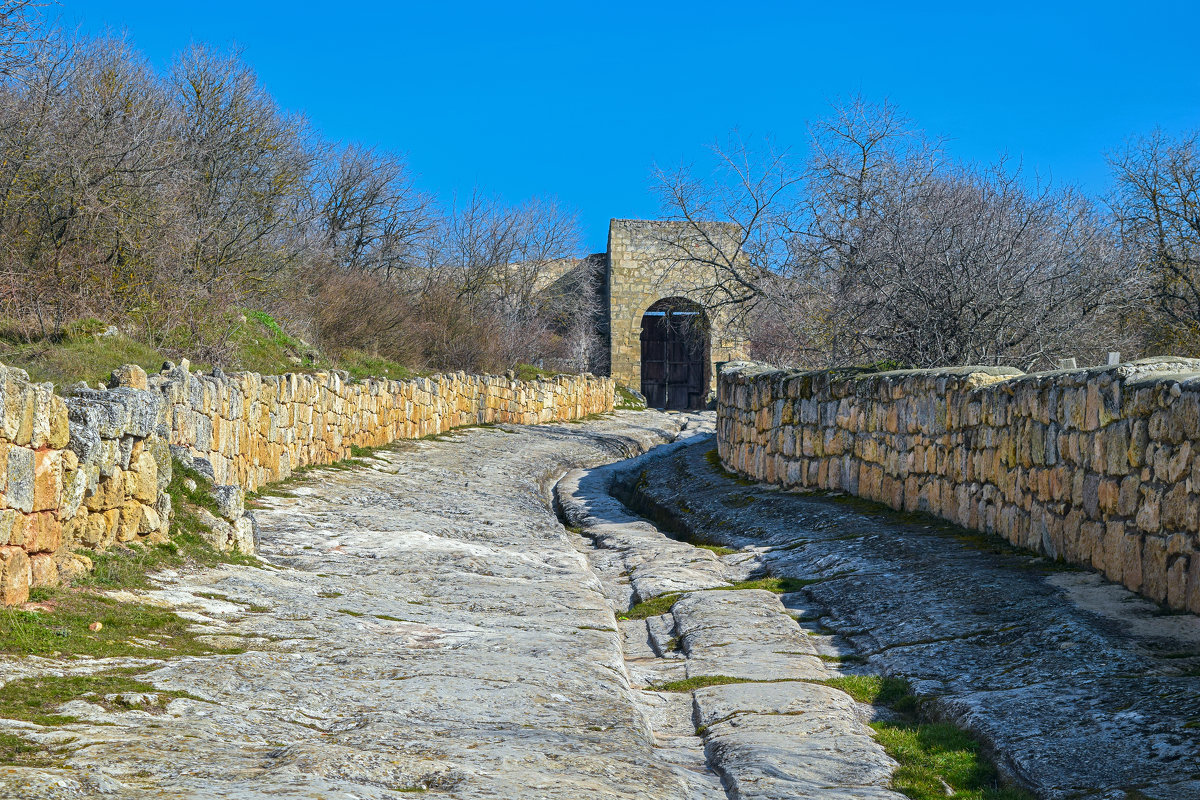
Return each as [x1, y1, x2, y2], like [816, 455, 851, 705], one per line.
[604, 219, 749, 409]
[639, 298, 708, 410]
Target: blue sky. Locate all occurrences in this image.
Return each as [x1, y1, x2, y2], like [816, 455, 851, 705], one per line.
[64, 1, 1200, 252]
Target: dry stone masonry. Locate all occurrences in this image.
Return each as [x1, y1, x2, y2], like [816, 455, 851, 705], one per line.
[0, 360, 614, 604]
[0, 363, 170, 604]
[154, 361, 613, 491]
[717, 358, 1200, 614]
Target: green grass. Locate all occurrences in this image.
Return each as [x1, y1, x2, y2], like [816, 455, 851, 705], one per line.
[78, 529, 259, 592]
[820, 675, 914, 708]
[0, 671, 203, 726]
[0, 588, 245, 660]
[335, 349, 417, 381]
[0, 730, 66, 766]
[718, 576, 827, 593]
[615, 385, 646, 410]
[0, 312, 421, 390]
[512, 363, 563, 381]
[695, 543, 738, 556]
[813, 674, 1032, 800]
[655, 674, 752, 692]
[620, 593, 681, 620]
[0, 321, 170, 390]
[874, 722, 1031, 800]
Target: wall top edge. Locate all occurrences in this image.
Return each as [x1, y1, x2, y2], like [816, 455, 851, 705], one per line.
[719, 357, 1200, 391]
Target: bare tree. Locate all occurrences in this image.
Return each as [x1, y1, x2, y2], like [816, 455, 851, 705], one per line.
[0, 1, 46, 79]
[166, 44, 315, 359]
[316, 143, 433, 280]
[1110, 128, 1200, 353]
[657, 98, 1141, 370]
[652, 134, 802, 317]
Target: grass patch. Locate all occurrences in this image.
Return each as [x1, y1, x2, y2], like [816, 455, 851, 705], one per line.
[0, 671, 203, 727]
[654, 674, 752, 692]
[820, 675, 914, 709]
[874, 722, 1031, 800]
[0, 322, 171, 390]
[615, 385, 646, 411]
[336, 609, 366, 617]
[512, 363, 563, 382]
[619, 593, 681, 620]
[333, 348, 416, 382]
[78, 528, 259, 592]
[0, 588, 246, 660]
[0, 730, 68, 766]
[695, 543, 738, 556]
[815, 673, 1032, 800]
[718, 576, 828, 594]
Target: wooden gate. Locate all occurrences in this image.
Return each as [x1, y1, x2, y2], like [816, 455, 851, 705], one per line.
[640, 303, 707, 410]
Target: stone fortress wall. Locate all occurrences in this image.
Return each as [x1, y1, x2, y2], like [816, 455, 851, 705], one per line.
[0, 361, 614, 604]
[606, 220, 749, 393]
[717, 359, 1200, 614]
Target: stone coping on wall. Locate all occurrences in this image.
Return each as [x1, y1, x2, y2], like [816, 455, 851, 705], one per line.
[716, 358, 1200, 614]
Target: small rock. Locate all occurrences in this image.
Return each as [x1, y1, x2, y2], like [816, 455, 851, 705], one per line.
[89, 621, 103, 632]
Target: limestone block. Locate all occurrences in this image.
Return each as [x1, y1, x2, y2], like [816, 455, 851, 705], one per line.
[6, 445, 34, 513]
[86, 471, 125, 512]
[1142, 537, 1169, 603]
[0, 546, 30, 605]
[28, 552, 57, 588]
[31, 449, 62, 512]
[19, 511, 61, 552]
[110, 364, 149, 391]
[0, 509, 16, 545]
[131, 451, 158, 503]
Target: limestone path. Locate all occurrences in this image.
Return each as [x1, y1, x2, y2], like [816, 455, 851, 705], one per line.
[4, 411, 1198, 799]
[3, 410, 884, 800]
[623, 432, 1200, 800]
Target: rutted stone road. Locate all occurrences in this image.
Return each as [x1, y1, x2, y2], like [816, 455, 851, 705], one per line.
[4, 411, 1199, 798]
[623, 431, 1200, 800]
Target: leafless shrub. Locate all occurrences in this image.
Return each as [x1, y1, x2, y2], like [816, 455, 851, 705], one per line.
[657, 98, 1143, 370]
[1110, 128, 1200, 354]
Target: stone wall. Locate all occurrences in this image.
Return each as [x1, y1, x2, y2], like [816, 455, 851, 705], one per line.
[0, 364, 171, 603]
[0, 361, 614, 604]
[153, 362, 615, 491]
[717, 359, 1200, 614]
[606, 219, 749, 393]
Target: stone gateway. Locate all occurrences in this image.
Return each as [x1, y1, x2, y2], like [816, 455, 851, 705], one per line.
[599, 219, 749, 409]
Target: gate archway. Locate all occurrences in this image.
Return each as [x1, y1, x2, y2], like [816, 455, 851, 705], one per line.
[639, 297, 709, 410]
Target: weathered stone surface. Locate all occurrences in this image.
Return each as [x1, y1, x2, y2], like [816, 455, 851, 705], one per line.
[0, 545, 30, 604]
[0, 412, 716, 798]
[631, 437, 1200, 800]
[559, 426, 905, 800]
[109, 364, 148, 391]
